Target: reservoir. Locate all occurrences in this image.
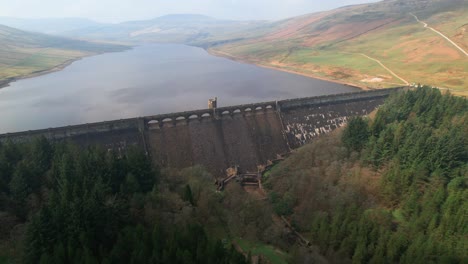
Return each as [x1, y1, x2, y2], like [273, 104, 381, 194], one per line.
[0, 44, 358, 133]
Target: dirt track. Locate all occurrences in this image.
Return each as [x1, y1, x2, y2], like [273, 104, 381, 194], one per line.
[410, 13, 468, 57]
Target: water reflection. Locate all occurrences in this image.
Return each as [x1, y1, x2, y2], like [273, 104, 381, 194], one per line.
[0, 44, 358, 133]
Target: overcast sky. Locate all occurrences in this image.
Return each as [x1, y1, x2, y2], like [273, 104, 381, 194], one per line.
[0, 0, 381, 22]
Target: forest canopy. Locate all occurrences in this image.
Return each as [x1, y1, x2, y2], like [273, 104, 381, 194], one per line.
[265, 87, 467, 263]
[0, 140, 247, 263]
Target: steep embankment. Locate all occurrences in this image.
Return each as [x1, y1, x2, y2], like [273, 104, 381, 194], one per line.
[0, 24, 128, 88]
[210, 0, 467, 94]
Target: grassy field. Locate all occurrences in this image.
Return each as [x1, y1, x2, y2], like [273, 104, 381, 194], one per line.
[0, 48, 86, 80]
[0, 24, 128, 86]
[235, 238, 289, 264]
[210, 0, 467, 95]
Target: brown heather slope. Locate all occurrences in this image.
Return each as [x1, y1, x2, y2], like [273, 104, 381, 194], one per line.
[210, 0, 468, 94]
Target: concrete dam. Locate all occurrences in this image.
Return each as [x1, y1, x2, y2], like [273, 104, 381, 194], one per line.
[0, 88, 404, 175]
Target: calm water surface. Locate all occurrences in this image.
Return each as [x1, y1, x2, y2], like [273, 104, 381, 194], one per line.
[0, 44, 358, 133]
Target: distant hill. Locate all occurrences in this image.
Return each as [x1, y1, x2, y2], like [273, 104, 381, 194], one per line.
[63, 14, 266, 44]
[209, 0, 468, 93]
[0, 17, 105, 35]
[0, 24, 128, 87]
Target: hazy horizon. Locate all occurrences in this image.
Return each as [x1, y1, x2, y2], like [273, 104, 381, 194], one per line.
[1, 0, 381, 23]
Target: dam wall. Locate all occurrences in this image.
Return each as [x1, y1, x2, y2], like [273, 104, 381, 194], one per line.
[0, 118, 147, 155]
[145, 109, 288, 175]
[279, 89, 394, 148]
[0, 87, 405, 175]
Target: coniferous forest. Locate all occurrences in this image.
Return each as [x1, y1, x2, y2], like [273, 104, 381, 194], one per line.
[0, 87, 466, 263]
[0, 141, 247, 263]
[265, 87, 467, 263]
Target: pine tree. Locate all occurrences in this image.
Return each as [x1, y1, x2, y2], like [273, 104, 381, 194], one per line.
[9, 163, 31, 219]
[126, 146, 155, 192]
[342, 116, 369, 152]
[183, 184, 195, 205]
[352, 240, 367, 264]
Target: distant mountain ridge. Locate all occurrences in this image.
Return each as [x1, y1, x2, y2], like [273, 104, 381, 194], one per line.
[0, 14, 267, 44]
[126, 14, 221, 24]
[60, 14, 264, 43]
[0, 17, 104, 34]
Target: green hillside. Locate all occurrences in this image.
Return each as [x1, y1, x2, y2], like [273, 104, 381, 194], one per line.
[209, 0, 468, 94]
[0, 24, 128, 87]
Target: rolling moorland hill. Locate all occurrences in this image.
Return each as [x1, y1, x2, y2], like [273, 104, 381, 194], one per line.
[208, 0, 468, 94]
[0, 24, 128, 87]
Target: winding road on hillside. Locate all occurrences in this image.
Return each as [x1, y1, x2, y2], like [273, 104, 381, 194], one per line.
[357, 53, 410, 85]
[410, 13, 468, 57]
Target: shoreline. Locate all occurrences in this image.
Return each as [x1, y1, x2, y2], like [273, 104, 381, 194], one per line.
[207, 48, 370, 91]
[0, 47, 132, 90]
[206, 48, 468, 97]
[0, 56, 87, 90]
[2, 44, 367, 92]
